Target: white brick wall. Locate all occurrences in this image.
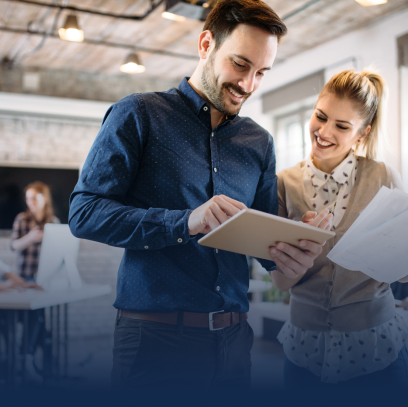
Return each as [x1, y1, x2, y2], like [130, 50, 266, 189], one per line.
[0, 113, 100, 167]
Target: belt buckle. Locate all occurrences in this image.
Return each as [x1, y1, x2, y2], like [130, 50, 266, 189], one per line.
[209, 310, 225, 331]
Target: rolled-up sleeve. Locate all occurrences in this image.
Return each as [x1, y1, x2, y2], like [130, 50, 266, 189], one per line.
[69, 96, 192, 250]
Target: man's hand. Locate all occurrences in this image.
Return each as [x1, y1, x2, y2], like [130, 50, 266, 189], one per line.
[302, 209, 333, 230]
[188, 195, 246, 236]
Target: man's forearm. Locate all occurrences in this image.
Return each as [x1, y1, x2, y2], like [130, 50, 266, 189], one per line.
[69, 192, 191, 250]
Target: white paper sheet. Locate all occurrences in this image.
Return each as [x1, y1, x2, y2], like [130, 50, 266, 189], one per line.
[327, 187, 408, 283]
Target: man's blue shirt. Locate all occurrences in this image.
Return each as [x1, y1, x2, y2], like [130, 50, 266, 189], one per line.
[69, 78, 278, 313]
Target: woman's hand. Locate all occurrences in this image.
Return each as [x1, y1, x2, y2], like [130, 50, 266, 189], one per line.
[269, 240, 323, 279]
[268, 209, 332, 291]
[302, 209, 333, 231]
[11, 226, 44, 251]
[25, 226, 44, 244]
[3, 272, 41, 289]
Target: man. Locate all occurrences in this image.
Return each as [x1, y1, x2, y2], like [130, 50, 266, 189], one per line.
[69, 0, 330, 401]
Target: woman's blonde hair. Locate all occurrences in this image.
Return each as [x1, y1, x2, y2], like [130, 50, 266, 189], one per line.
[24, 181, 55, 226]
[318, 68, 388, 160]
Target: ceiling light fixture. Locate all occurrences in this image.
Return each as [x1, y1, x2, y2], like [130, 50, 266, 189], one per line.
[58, 14, 84, 42]
[355, 0, 387, 6]
[120, 53, 146, 74]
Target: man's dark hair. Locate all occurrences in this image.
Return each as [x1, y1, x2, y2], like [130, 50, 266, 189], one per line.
[203, 0, 287, 50]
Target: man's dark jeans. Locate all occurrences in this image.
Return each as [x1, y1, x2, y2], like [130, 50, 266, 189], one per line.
[111, 315, 254, 405]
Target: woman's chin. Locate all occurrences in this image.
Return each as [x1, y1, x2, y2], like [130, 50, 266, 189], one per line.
[311, 147, 329, 161]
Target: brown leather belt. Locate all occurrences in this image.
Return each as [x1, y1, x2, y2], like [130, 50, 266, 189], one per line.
[121, 310, 248, 331]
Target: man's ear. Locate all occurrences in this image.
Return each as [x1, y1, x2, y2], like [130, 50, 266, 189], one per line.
[198, 30, 215, 60]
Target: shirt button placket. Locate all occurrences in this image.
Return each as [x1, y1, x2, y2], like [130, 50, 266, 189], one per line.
[210, 129, 219, 194]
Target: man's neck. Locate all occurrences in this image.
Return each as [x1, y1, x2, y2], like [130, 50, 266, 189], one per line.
[188, 78, 226, 130]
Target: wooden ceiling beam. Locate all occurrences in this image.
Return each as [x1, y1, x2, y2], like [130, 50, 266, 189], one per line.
[0, 25, 198, 60]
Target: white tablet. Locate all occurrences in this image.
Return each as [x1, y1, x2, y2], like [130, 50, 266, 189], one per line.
[198, 208, 335, 261]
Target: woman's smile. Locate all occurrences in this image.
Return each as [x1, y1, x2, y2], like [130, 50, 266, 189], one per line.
[315, 134, 335, 148]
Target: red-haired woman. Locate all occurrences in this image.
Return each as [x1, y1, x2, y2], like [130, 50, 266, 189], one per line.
[11, 181, 59, 281]
[10, 181, 59, 380]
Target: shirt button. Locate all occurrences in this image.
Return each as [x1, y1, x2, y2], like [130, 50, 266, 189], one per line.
[213, 168, 217, 173]
[177, 238, 183, 243]
[216, 286, 220, 291]
[332, 190, 336, 193]
[203, 106, 208, 111]
[144, 246, 149, 249]
[211, 132, 214, 137]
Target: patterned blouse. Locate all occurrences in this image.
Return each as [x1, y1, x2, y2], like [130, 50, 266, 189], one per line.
[11, 211, 59, 279]
[304, 149, 357, 230]
[277, 150, 408, 383]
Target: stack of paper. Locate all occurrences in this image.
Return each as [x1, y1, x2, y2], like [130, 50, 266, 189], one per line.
[328, 187, 408, 283]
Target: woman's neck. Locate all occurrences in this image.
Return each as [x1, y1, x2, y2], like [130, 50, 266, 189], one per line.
[33, 209, 45, 222]
[311, 151, 351, 174]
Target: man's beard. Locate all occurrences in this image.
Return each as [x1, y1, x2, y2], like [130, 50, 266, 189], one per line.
[201, 51, 251, 116]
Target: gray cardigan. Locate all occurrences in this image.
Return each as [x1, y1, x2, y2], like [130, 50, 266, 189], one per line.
[278, 157, 404, 332]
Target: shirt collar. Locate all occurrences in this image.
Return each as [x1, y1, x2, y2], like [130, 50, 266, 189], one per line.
[306, 150, 357, 189]
[177, 77, 237, 123]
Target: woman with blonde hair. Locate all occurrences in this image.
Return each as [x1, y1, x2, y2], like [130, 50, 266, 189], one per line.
[269, 69, 408, 404]
[11, 181, 59, 280]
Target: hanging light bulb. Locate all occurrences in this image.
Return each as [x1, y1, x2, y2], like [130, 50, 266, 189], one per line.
[59, 14, 84, 42]
[120, 53, 146, 74]
[355, 0, 387, 6]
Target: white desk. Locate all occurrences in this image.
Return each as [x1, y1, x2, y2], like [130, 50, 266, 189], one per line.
[0, 284, 112, 387]
[0, 284, 111, 310]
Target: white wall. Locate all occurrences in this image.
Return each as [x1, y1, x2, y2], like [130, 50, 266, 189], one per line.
[401, 66, 408, 191]
[241, 8, 408, 174]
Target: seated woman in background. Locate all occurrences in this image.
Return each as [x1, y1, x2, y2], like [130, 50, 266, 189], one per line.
[270, 69, 408, 403]
[11, 181, 59, 281]
[8, 181, 59, 381]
